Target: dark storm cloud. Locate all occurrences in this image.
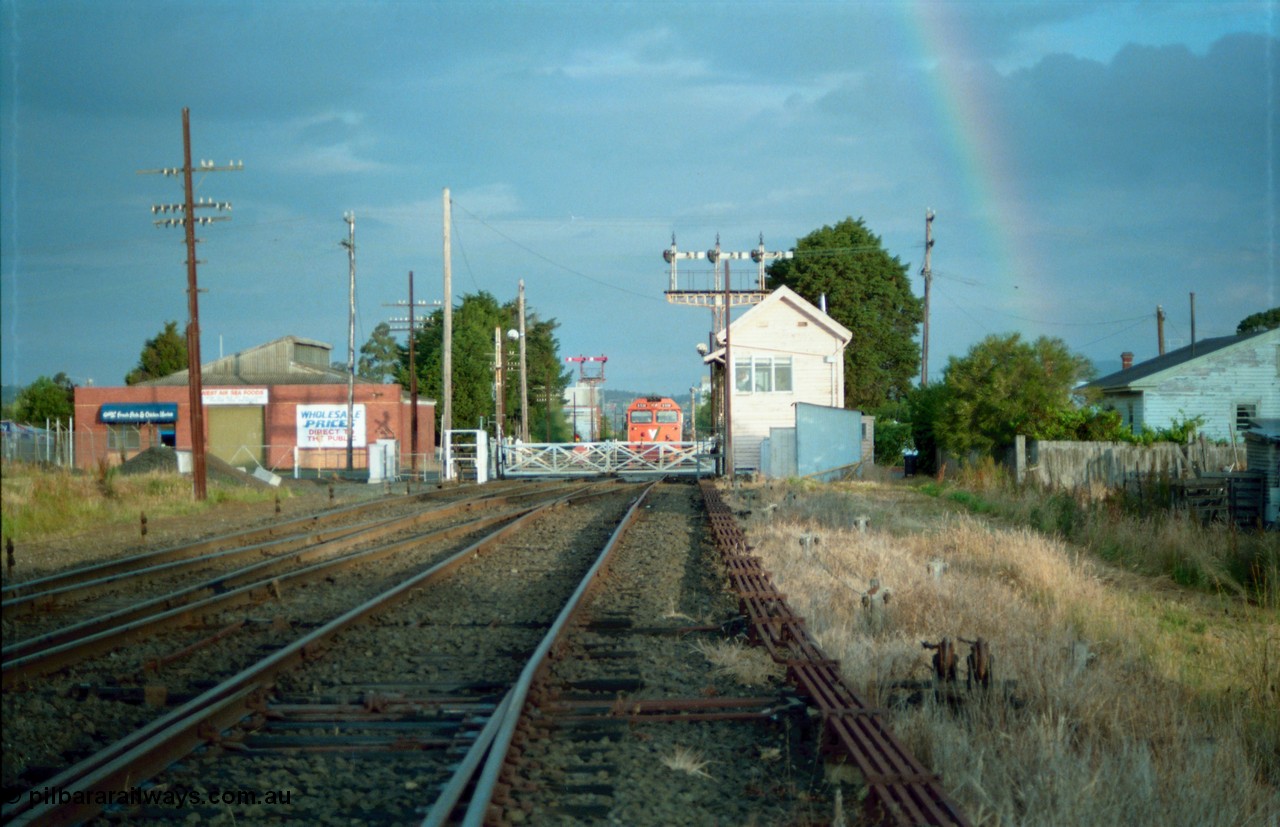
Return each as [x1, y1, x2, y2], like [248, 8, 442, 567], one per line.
[1003, 33, 1276, 193]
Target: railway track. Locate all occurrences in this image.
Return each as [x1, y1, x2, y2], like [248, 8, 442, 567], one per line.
[2, 480, 971, 826]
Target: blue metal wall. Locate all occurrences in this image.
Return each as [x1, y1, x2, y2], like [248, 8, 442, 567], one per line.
[795, 403, 861, 481]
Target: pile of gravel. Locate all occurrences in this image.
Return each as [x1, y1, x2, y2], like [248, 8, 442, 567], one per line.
[118, 446, 274, 489]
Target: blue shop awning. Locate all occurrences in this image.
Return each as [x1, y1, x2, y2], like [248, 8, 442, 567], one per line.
[99, 403, 179, 424]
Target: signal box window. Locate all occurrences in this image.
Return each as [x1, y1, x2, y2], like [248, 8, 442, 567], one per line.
[734, 356, 793, 393]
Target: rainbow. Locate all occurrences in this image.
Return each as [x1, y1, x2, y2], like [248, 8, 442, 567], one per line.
[899, 2, 1037, 307]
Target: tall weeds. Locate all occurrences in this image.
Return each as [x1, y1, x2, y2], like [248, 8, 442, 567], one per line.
[727, 478, 1279, 826]
[1, 463, 277, 545]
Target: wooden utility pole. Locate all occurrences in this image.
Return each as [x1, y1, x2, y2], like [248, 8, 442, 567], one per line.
[441, 188, 453, 443]
[920, 209, 935, 387]
[722, 257, 734, 478]
[1157, 305, 1166, 355]
[517, 280, 529, 442]
[138, 108, 240, 501]
[493, 326, 505, 442]
[342, 212, 356, 472]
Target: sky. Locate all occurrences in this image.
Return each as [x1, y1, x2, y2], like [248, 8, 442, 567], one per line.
[2, 0, 1277, 401]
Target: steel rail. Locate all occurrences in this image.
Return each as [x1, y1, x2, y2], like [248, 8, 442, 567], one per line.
[419, 482, 658, 827]
[0, 478, 549, 601]
[1, 484, 596, 827]
[698, 480, 971, 827]
[1, 498, 555, 688]
[2, 487, 560, 659]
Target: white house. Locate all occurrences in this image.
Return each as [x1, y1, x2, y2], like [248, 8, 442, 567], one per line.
[703, 286, 852, 473]
[1082, 327, 1279, 443]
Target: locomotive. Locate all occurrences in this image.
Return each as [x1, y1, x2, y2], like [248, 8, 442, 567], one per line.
[625, 396, 683, 443]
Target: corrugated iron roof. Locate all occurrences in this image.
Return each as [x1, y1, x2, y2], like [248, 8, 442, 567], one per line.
[1083, 328, 1275, 391]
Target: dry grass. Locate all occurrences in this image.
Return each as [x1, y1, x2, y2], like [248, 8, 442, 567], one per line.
[723, 479, 1279, 827]
[690, 638, 784, 687]
[660, 745, 713, 779]
[0, 464, 281, 544]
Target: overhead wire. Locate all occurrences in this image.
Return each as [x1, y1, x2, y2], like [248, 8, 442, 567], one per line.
[450, 199, 661, 302]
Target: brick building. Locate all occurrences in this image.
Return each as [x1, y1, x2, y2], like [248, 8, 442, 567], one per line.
[74, 336, 434, 478]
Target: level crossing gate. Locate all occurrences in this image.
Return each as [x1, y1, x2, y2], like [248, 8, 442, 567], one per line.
[501, 440, 712, 478]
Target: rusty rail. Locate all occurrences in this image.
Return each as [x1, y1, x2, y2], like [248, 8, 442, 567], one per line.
[699, 480, 970, 827]
[1, 485, 593, 827]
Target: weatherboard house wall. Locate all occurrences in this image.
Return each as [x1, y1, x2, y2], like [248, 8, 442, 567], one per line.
[705, 286, 852, 473]
[1082, 328, 1279, 444]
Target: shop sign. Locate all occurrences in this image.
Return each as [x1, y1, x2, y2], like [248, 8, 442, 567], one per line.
[100, 403, 179, 424]
[297, 404, 366, 448]
[203, 387, 269, 406]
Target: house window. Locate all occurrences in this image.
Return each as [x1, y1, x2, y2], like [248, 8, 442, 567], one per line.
[107, 424, 141, 452]
[1236, 403, 1257, 433]
[734, 356, 793, 393]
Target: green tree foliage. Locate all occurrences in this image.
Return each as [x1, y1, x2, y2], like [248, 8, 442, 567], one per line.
[767, 217, 922, 408]
[13, 374, 74, 424]
[125, 321, 187, 385]
[1237, 307, 1280, 334]
[934, 333, 1094, 456]
[868, 400, 913, 466]
[358, 322, 401, 383]
[906, 383, 948, 473]
[402, 292, 572, 442]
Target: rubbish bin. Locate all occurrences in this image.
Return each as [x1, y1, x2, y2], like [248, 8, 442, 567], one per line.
[903, 452, 918, 477]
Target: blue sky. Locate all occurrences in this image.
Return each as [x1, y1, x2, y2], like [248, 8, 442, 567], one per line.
[2, 1, 1276, 399]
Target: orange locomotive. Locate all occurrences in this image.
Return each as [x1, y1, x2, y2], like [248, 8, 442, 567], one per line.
[625, 396, 683, 443]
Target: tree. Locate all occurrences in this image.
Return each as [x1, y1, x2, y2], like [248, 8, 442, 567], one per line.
[767, 217, 922, 408]
[13, 374, 74, 424]
[125, 321, 187, 385]
[933, 333, 1094, 456]
[401, 291, 572, 442]
[1237, 307, 1280, 334]
[358, 322, 401, 383]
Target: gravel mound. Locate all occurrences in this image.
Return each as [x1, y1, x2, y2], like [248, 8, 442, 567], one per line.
[118, 446, 275, 489]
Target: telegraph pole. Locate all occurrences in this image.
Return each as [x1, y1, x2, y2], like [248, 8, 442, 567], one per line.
[517, 280, 529, 442]
[722, 256, 733, 478]
[341, 212, 357, 473]
[1157, 305, 1166, 355]
[441, 188, 453, 443]
[138, 108, 240, 501]
[920, 209, 935, 387]
[386, 273, 437, 478]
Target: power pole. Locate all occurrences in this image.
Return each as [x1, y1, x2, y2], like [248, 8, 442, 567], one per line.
[1157, 305, 1166, 355]
[517, 280, 529, 442]
[920, 209, 935, 387]
[341, 212, 357, 473]
[138, 107, 240, 502]
[493, 327, 505, 443]
[722, 256, 733, 478]
[441, 188, 453, 445]
[386, 272, 438, 478]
